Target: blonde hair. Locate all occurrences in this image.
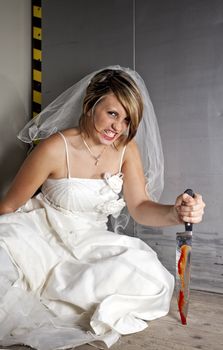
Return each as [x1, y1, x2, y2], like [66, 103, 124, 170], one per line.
[79, 69, 143, 146]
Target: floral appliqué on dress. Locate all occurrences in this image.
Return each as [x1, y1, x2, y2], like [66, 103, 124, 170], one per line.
[96, 172, 126, 218]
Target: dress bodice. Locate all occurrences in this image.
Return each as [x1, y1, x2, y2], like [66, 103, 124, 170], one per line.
[41, 173, 126, 218]
[41, 132, 126, 218]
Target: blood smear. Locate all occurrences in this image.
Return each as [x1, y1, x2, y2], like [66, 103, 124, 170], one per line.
[178, 245, 190, 325]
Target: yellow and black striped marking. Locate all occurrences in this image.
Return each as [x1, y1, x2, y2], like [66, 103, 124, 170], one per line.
[32, 0, 42, 117]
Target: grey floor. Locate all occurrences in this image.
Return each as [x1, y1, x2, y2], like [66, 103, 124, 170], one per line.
[1, 290, 223, 350]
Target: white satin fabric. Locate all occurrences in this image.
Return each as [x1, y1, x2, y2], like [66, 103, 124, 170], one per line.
[0, 172, 174, 350]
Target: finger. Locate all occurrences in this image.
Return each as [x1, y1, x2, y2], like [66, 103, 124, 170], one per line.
[180, 215, 203, 224]
[180, 203, 204, 215]
[182, 193, 195, 205]
[175, 193, 193, 208]
[180, 209, 205, 222]
[175, 194, 184, 207]
[183, 210, 204, 221]
[194, 193, 203, 203]
[178, 206, 205, 223]
[183, 193, 205, 209]
[195, 194, 206, 210]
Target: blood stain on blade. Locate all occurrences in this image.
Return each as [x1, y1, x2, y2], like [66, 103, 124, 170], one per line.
[177, 244, 191, 325]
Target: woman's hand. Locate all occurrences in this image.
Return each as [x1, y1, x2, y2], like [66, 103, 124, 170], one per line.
[174, 192, 205, 225]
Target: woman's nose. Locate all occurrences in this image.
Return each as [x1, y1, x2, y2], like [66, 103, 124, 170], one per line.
[112, 120, 122, 132]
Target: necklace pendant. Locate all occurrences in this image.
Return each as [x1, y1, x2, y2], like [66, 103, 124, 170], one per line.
[81, 135, 106, 167]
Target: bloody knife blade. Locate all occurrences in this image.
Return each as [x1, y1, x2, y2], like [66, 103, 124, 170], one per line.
[176, 188, 194, 325]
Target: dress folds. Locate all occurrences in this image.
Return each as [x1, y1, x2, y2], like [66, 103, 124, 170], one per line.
[0, 172, 174, 350]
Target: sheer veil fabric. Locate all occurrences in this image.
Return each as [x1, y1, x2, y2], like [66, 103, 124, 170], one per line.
[18, 65, 164, 234]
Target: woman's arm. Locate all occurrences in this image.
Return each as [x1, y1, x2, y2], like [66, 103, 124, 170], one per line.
[122, 140, 205, 227]
[0, 134, 63, 214]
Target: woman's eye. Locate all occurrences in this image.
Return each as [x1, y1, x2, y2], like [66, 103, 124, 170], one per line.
[108, 111, 117, 117]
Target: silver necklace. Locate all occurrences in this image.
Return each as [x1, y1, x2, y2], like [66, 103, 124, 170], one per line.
[81, 135, 106, 166]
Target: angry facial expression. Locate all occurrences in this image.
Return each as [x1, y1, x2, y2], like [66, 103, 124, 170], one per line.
[89, 93, 130, 145]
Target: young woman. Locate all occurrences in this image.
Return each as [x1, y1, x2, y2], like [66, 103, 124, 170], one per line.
[0, 67, 205, 349]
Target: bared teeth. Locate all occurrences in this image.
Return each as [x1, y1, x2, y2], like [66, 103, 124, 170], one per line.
[104, 130, 115, 137]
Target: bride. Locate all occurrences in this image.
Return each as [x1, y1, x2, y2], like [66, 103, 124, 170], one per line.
[0, 66, 205, 350]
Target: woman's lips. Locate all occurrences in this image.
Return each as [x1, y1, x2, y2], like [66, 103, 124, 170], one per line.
[101, 129, 117, 141]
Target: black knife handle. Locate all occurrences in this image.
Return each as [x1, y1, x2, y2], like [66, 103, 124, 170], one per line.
[184, 189, 195, 231]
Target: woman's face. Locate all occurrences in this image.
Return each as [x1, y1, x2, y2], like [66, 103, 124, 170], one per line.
[89, 93, 130, 145]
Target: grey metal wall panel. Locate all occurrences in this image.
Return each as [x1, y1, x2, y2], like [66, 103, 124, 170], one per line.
[0, 0, 31, 197]
[136, 0, 223, 293]
[42, 0, 133, 105]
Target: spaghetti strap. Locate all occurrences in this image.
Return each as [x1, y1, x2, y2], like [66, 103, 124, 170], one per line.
[58, 132, 71, 178]
[119, 145, 127, 173]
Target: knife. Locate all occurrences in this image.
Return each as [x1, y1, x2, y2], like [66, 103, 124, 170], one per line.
[176, 188, 194, 325]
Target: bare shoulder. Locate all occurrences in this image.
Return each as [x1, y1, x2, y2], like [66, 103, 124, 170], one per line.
[34, 132, 65, 158]
[32, 128, 81, 172]
[61, 127, 80, 137]
[123, 139, 142, 163]
[20, 132, 68, 179]
[122, 139, 144, 179]
[34, 128, 77, 152]
[58, 128, 81, 148]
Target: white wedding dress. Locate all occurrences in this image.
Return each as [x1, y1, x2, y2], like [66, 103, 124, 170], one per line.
[0, 134, 174, 350]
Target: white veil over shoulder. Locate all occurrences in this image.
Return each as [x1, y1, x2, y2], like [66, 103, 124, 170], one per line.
[18, 65, 164, 234]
